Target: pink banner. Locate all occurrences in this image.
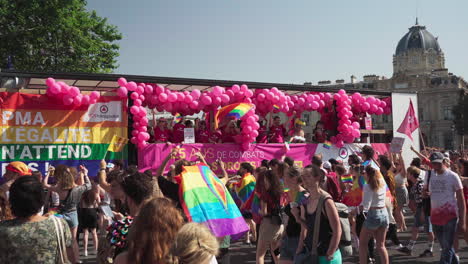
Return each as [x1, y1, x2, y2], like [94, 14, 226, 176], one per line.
[138, 143, 317, 174]
[138, 143, 390, 174]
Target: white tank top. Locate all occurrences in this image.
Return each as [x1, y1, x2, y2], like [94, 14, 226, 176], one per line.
[394, 173, 407, 187]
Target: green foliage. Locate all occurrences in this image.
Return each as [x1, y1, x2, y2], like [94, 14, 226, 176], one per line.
[453, 91, 468, 135]
[0, 0, 122, 73]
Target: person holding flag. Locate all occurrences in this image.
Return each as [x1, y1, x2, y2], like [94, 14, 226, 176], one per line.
[171, 114, 186, 143]
[153, 117, 171, 143]
[289, 119, 306, 143]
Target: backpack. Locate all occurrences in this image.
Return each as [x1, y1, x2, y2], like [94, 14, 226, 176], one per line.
[334, 202, 353, 257]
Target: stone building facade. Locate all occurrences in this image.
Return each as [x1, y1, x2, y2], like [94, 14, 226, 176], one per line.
[311, 20, 467, 149]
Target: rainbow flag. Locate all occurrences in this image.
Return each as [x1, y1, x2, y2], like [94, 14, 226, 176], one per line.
[214, 103, 254, 128]
[323, 140, 332, 149]
[342, 175, 393, 207]
[273, 104, 280, 110]
[341, 174, 353, 184]
[0, 92, 127, 177]
[179, 164, 249, 238]
[233, 173, 256, 206]
[294, 190, 309, 206]
[173, 113, 182, 124]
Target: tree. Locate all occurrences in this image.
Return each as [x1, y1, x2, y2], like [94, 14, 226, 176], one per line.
[453, 91, 468, 136]
[0, 0, 122, 73]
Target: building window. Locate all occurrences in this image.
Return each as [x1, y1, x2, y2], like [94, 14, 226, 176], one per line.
[419, 108, 424, 121]
[443, 106, 454, 120]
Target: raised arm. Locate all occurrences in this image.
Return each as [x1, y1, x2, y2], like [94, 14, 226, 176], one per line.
[98, 160, 111, 193]
[155, 148, 178, 178]
[42, 166, 58, 192]
[410, 145, 429, 161]
[398, 152, 406, 177]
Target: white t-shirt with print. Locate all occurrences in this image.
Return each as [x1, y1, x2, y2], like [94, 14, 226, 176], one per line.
[428, 169, 463, 226]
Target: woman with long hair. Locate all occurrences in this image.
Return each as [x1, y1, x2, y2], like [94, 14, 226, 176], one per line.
[222, 120, 240, 143]
[43, 164, 91, 263]
[358, 166, 389, 264]
[391, 153, 408, 231]
[80, 182, 101, 256]
[293, 165, 342, 264]
[280, 166, 308, 264]
[170, 223, 220, 264]
[256, 170, 284, 264]
[114, 197, 184, 264]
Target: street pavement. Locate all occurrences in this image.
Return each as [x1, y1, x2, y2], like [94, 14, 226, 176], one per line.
[79, 213, 468, 264]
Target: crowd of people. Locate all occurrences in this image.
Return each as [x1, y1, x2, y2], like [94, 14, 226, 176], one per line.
[151, 114, 337, 144]
[0, 144, 467, 264]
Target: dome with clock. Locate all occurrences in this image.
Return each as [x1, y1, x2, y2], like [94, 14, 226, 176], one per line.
[393, 18, 445, 76]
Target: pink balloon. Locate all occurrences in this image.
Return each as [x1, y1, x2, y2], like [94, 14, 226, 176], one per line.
[362, 102, 370, 111]
[257, 93, 266, 101]
[311, 101, 319, 110]
[144, 85, 153, 94]
[163, 102, 173, 112]
[130, 137, 138, 145]
[138, 133, 146, 141]
[131, 130, 139, 137]
[138, 126, 147, 132]
[63, 95, 74, 105]
[221, 94, 230, 104]
[251, 122, 260, 130]
[191, 89, 201, 99]
[184, 95, 193, 103]
[251, 130, 259, 138]
[177, 93, 185, 102]
[155, 85, 164, 94]
[127, 82, 137, 91]
[130, 106, 140, 115]
[352, 129, 361, 138]
[130, 92, 139, 100]
[134, 99, 142, 106]
[245, 89, 254, 98]
[69, 86, 80, 97]
[46, 78, 56, 87]
[139, 95, 145, 101]
[90, 91, 100, 100]
[81, 95, 90, 105]
[189, 101, 199, 109]
[73, 95, 83, 106]
[352, 122, 360, 129]
[159, 93, 168, 102]
[136, 85, 144, 95]
[168, 93, 177, 103]
[201, 96, 212, 105]
[212, 86, 223, 96]
[117, 86, 128, 98]
[118, 77, 127, 87]
[213, 96, 222, 105]
[232, 85, 240, 93]
[243, 126, 252, 133]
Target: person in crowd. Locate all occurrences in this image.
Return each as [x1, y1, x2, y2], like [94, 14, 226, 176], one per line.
[222, 120, 240, 143]
[269, 159, 281, 175]
[397, 166, 435, 257]
[80, 183, 101, 257]
[312, 120, 327, 143]
[195, 120, 211, 143]
[257, 119, 269, 143]
[231, 162, 257, 244]
[114, 198, 184, 264]
[184, 119, 193, 128]
[153, 117, 172, 143]
[111, 160, 124, 172]
[0, 176, 72, 263]
[170, 222, 220, 264]
[0, 191, 12, 221]
[280, 166, 309, 264]
[283, 156, 295, 167]
[329, 159, 339, 172]
[425, 152, 465, 264]
[171, 117, 186, 143]
[361, 145, 379, 169]
[348, 154, 362, 168]
[312, 154, 340, 202]
[391, 153, 408, 231]
[0, 161, 32, 197]
[293, 165, 342, 264]
[256, 170, 285, 264]
[358, 166, 389, 264]
[269, 116, 287, 143]
[289, 119, 306, 143]
[43, 164, 91, 263]
[321, 103, 338, 136]
[105, 173, 154, 261]
[459, 159, 468, 245]
[335, 164, 347, 198]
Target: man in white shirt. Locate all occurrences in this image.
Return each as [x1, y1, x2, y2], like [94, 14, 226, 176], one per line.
[425, 152, 465, 264]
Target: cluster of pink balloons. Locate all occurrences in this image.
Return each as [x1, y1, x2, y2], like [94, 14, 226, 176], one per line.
[330, 90, 360, 147]
[117, 78, 150, 148]
[45, 78, 100, 106]
[115, 77, 393, 148]
[237, 109, 260, 151]
[350, 92, 392, 115]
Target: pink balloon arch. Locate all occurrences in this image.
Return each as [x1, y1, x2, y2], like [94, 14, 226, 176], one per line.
[45, 77, 392, 149]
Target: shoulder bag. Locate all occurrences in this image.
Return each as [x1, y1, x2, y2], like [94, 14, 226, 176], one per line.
[52, 216, 71, 264]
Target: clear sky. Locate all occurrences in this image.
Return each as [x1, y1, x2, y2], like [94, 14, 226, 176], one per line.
[87, 0, 467, 84]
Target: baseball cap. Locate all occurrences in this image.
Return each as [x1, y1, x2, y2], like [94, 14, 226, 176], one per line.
[106, 163, 115, 169]
[323, 161, 332, 170]
[429, 152, 444, 163]
[6, 161, 32, 176]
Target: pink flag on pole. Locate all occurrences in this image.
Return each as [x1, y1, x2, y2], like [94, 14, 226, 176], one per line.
[397, 100, 419, 140]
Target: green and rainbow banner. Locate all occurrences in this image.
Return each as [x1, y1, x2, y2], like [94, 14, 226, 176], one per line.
[0, 92, 127, 177]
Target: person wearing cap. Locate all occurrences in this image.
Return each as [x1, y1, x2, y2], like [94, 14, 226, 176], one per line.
[424, 152, 465, 264]
[153, 117, 171, 143]
[0, 161, 32, 197]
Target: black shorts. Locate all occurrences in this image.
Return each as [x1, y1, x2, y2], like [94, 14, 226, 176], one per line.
[242, 212, 253, 219]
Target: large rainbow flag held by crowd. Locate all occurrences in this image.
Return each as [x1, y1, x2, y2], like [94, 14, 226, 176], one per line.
[179, 163, 249, 238]
[0, 92, 127, 176]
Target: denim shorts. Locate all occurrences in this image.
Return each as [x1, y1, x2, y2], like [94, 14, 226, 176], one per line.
[280, 236, 300, 261]
[62, 210, 79, 228]
[414, 206, 432, 232]
[363, 208, 389, 230]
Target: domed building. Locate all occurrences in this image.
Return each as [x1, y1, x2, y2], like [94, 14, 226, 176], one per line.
[331, 19, 467, 150]
[393, 19, 445, 76]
